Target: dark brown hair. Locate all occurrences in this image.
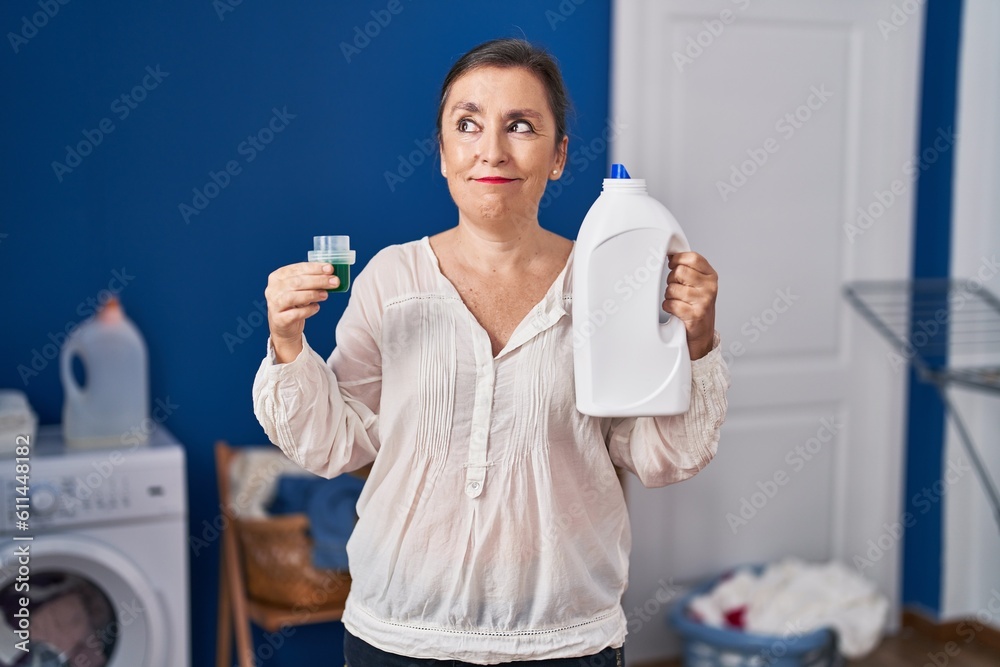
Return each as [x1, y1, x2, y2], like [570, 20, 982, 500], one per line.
[436, 38, 572, 145]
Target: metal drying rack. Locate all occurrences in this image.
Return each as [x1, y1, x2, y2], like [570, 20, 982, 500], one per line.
[843, 278, 1000, 534]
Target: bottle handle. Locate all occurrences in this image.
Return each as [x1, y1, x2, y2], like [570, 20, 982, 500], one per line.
[658, 235, 690, 323]
[659, 235, 691, 346]
[59, 338, 85, 402]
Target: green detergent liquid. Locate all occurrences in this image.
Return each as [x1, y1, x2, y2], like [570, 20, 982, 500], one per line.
[326, 263, 351, 293]
[308, 235, 356, 294]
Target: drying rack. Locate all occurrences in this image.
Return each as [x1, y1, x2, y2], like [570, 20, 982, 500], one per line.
[843, 278, 1000, 534]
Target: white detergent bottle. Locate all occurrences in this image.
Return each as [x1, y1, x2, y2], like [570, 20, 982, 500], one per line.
[60, 297, 150, 448]
[573, 163, 692, 417]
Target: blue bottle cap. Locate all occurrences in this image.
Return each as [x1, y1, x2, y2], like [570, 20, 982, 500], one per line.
[610, 163, 631, 179]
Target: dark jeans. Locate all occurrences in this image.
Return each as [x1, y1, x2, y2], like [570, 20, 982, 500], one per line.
[343, 628, 624, 667]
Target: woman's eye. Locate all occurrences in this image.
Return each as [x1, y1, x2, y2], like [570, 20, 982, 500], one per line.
[510, 121, 534, 133]
[458, 119, 477, 132]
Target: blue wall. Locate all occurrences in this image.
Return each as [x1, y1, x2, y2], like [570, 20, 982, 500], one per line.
[0, 1, 611, 664]
[901, 0, 963, 617]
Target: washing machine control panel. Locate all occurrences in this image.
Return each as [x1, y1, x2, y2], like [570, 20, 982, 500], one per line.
[9, 474, 131, 519]
[3, 475, 132, 528]
[0, 439, 186, 533]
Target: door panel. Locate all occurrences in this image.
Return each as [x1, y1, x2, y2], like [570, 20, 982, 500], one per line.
[613, 1, 923, 661]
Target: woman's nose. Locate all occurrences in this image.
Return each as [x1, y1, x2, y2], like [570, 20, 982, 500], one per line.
[478, 128, 508, 166]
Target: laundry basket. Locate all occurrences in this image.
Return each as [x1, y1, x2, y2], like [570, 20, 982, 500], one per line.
[668, 566, 844, 667]
[216, 441, 367, 613]
[236, 513, 352, 611]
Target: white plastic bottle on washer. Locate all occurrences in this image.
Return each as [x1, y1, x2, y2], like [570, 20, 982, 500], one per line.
[60, 297, 150, 448]
[573, 164, 692, 417]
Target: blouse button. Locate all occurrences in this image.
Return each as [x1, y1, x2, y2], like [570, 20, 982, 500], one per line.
[468, 481, 480, 491]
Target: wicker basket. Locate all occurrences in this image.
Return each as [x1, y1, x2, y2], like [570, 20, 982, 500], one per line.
[236, 512, 352, 612]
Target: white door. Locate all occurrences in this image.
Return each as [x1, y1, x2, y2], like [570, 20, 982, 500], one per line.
[612, 1, 924, 661]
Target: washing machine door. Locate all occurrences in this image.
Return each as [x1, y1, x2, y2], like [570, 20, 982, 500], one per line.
[0, 535, 168, 667]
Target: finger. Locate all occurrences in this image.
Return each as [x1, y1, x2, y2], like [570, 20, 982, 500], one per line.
[661, 298, 697, 320]
[275, 289, 330, 312]
[266, 278, 335, 304]
[665, 300, 714, 330]
[289, 261, 334, 275]
[271, 262, 335, 282]
[667, 264, 709, 288]
[663, 282, 701, 305]
[280, 273, 341, 292]
[668, 252, 716, 275]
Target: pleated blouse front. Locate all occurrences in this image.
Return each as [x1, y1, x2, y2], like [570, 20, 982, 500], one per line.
[252, 235, 731, 663]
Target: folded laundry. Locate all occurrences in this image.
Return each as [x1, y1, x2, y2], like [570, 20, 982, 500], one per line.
[687, 557, 889, 659]
[267, 474, 366, 570]
[228, 448, 317, 519]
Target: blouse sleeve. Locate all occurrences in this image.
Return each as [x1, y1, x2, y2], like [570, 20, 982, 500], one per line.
[604, 331, 731, 488]
[251, 264, 382, 479]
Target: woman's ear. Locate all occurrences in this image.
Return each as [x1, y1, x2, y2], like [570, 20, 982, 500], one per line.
[551, 135, 569, 179]
[440, 143, 447, 177]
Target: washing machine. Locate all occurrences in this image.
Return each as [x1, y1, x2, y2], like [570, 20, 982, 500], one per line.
[0, 425, 189, 667]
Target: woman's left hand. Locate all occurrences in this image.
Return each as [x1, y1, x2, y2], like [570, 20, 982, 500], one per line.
[662, 252, 718, 360]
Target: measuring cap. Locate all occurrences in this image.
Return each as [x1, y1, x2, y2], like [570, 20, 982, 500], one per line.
[308, 235, 356, 264]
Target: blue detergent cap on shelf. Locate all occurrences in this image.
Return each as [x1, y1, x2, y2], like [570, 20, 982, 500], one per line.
[610, 163, 631, 179]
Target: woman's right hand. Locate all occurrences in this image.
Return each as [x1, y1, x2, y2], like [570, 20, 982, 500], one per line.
[265, 262, 340, 363]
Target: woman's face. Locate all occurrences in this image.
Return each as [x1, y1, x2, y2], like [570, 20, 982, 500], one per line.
[439, 66, 568, 227]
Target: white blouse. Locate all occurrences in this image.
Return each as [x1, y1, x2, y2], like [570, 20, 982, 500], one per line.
[252, 236, 731, 664]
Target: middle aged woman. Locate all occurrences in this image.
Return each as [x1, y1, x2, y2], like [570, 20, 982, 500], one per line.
[254, 38, 731, 666]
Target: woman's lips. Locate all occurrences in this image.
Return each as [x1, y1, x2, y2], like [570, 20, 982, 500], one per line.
[474, 177, 517, 184]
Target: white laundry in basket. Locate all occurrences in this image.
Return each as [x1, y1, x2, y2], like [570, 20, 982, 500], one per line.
[688, 558, 889, 659]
